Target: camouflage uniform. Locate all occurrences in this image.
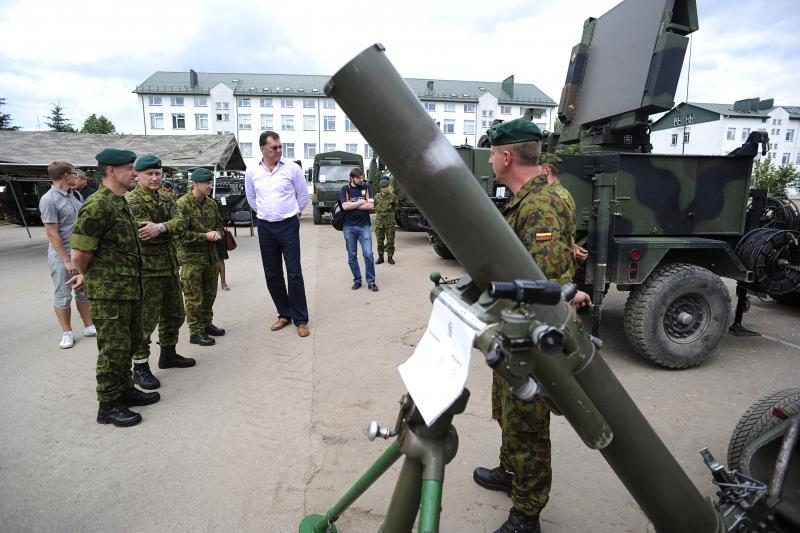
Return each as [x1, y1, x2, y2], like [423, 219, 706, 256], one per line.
[492, 173, 574, 517]
[373, 186, 399, 259]
[550, 182, 577, 244]
[70, 186, 143, 403]
[125, 186, 186, 361]
[175, 192, 224, 335]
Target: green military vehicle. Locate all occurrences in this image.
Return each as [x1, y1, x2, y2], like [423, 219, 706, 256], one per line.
[311, 150, 364, 225]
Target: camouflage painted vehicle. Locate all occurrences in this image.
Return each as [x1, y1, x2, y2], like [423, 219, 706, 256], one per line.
[311, 150, 364, 225]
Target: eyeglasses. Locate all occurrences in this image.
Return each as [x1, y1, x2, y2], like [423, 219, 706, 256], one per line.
[267, 145, 282, 151]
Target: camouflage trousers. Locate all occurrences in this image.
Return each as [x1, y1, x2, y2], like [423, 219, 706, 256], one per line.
[180, 263, 219, 334]
[133, 275, 186, 362]
[91, 299, 142, 403]
[491, 373, 552, 517]
[374, 222, 395, 257]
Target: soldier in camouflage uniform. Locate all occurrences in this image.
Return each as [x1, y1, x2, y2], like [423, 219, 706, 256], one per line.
[473, 119, 591, 533]
[126, 154, 196, 390]
[176, 168, 226, 346]
[539, 152, 588, 264]
[373, 177, 399, 264]
[68, 148, 160, 428]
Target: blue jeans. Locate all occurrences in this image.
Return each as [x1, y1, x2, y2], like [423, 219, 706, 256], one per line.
[343, 224, 375, 285]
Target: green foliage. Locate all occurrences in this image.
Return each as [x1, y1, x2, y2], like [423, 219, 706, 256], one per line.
[81, 114, 117, 134]
[751, 158, 799, 198]
[45, 103, 74, 132]
[0, 98, 20, 130]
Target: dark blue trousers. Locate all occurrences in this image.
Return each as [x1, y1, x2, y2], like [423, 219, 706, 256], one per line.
[256, 216, 309, 325]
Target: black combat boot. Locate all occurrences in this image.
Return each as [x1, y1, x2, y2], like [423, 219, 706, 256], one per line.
[375, 253, 384, 264]
[133, 361, 161, 390]
[119, 387, 161, 407]
[387, 255, 395, 265]
[473, 465, 514, 494]
[97, 402, 142, 427]
[205, 324, 226, 336]
[493, 508, 541, 533]
[190, 333, 215, 346]
[158, 345, 196, 369]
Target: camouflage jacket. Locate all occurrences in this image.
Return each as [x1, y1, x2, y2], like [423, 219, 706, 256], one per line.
[549, 181, 577, 241]
[125, 186, 185, 277]
[175, 193, 224, 267]
[70, 186, 142, 300]
[503, 175, 574, 284]
[374, 187, 399, 226]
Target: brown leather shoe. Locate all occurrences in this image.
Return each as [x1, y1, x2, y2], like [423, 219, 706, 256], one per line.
[271, 318, 291, 331]
[297, 324, 310, 338]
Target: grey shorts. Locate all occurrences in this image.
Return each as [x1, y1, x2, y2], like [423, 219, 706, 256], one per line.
[48, 250, 88, 308]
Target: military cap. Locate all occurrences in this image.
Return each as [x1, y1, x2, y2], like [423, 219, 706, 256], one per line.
[190, 168, 214, 182]
[538, 152, 562, 166]
[486, 118, 542, 146]
[134, 154, 162, 172]
[95, 148, 137, 166]
[379, 178, 390, 188]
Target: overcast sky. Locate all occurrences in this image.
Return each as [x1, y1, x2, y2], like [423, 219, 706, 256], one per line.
[1, 0, 798, 134]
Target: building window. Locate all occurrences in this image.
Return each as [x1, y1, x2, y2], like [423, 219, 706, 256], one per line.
[260, 98, 273, 107]
[727, 128, 736, 140]
[424, 102, 436, 112]
[741, 128, 751, 140]
[194, 97, 207, 107]
[500, 105, 512, 115]
[778, 119, 782, 125]
[323, 116, 336, 131]
[150, 113, 163, 129]
[283, 143, 295, 158]
[686, 113, 693, 124]
[323, 99, 336, 109]
[238, 97, 251, 107]
[148, 96, 162, 106]
[195, 114, 208, 130]
[171, 113, 186, 129]
[281, 98, 293, 108]
[776, 129, 781, 136]
[464, 103, 475, 113]
[170, 96, 184, 106]
[238, 114, 251, 130]
[773, 119, 777, 125]
[216, 113, 230, 122]
[683, 131, 690, 144]
[324, 143, 336, 152]
[796, 153, 800, 165]
[364, 144, 374, 158]
[481, 120, 488, 128]
[304, 115, 316, 131]
[216, 102, 230, 110]
[344, 117, 357, 132]
[281, 115, 294, 130]
[444, 102, 455, 112]
[464, 120, 475, 135]
[260, 114, 273, 130]
[671, 134, 678, 146]
[673, 115, 681, 126]
[345, 143, 357, 153]
[786, 129, 794, 142]
[443, 119, 455, 134]
[303, 98, 316, 109]
[781, 153, 790, 165]
[487, 110, 494, 117]
[304, 143, 317, 159]
[240, 142, 252, 158]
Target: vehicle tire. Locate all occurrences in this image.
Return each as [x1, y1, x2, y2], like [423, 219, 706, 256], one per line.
[430, 234, 455, 260]
[727, 388, 800, 471]
[399, 211, 425, 232]
[771, 291, 800, 306]
[313, 206, 322, 225]
[623, 263, 731, 369]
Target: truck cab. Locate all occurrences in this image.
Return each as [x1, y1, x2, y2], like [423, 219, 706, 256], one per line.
[311, 150, 364, 224]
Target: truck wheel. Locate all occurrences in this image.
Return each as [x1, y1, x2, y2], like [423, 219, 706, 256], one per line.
[771, 291, 800, 306]
[313, 206, 322, 225]
[430, 234, 455, 260]
[623, 263, 731, 369]
[727, 388, 800, 471]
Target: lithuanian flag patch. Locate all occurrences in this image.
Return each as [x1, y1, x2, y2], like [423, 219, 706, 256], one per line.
[534, 232, 553, 242]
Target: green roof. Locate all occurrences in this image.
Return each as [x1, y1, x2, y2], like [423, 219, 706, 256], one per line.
[134, 71, 556, 107]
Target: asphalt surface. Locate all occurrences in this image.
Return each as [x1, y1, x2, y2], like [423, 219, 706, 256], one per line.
[0, 217, 798, 532]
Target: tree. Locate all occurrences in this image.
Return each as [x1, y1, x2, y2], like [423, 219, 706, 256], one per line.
[81, 113, 117, 134]
[0, 98, 20, 130]
[45, 102, 74, 132]
[751, 158, 799, 198]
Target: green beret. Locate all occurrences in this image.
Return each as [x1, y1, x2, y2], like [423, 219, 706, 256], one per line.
[134, 154, 162, 172]
[486, 118, 542, 146]
[538, 152, 562, 166]
[190, 168, 214, 182]
[95, 148, 137, 166]
[379, 178, 390, 188]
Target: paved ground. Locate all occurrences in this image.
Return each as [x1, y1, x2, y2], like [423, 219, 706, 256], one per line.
[0, 217, 798, 532]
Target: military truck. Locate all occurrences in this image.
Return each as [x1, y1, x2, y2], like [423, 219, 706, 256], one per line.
[311, 150, 364, 224]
